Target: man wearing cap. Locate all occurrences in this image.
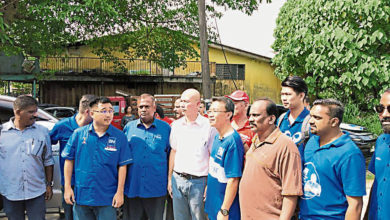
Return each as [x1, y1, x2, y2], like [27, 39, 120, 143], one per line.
[365, 88, 390, 220]
[226, 90, 254, 152]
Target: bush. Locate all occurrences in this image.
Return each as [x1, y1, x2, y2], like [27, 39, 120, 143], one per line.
[343, 102, 382, 136]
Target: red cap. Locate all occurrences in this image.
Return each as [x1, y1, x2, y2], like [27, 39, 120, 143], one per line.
[225, 90, 249, 103]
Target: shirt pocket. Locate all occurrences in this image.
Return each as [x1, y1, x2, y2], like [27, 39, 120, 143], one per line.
[28, 138, 44, 157]
[102, 150, 118, 166]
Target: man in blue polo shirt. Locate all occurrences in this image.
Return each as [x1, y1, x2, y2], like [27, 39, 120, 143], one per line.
[205, 97, 244, 220]
[50, 94, 95, 220]
[300, 99, 365, 220]
[278, 76, 310, 155]
[62, 96, 133, 220]
[365, 89, 390, 220]
[123, 94, 171, 220]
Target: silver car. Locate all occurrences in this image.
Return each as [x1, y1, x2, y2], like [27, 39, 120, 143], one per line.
[0, 95, 62, 214]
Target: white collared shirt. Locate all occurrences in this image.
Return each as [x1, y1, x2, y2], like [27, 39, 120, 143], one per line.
[170, 114, 216, 176]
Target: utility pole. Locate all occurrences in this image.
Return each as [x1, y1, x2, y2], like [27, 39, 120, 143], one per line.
[197, 0, 212, 100]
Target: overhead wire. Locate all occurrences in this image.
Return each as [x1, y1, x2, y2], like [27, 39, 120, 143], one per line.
[213, 14, 238, 90]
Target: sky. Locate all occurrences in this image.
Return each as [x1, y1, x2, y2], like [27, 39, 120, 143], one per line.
[215, 0, 286, 58]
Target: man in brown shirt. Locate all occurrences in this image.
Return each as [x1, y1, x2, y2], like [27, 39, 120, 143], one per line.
[239, 98, 303, 220]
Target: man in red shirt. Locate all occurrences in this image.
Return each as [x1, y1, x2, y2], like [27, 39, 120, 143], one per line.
[226, 90, 254, 152]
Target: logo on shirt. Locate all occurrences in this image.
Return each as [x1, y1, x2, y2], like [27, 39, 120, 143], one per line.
[82, 137, 87, 145]
[216, 147, 224, 159]
[105, 137, 117, 152]
[283, 130, 302, 144]
[154, 134, 162, 140]
[302, 162, 322, 200]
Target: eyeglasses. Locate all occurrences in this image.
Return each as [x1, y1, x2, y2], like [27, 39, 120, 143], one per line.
[374, 105, 390, 114]
[207, 110, 227, 114]
[93, 110, 114, 114]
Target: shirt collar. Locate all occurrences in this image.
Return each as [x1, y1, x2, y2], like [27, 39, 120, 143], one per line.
[70, 114, 79, 130]
[136, 118, 157, 128]
[3, 117, 37, 131]
[88, 123, 114, 136]
[285, 108, 310, 123]
[315, 131, 350, 149]
[253, 127, 281, 148]
[380, 133, 390, 145]
[181, 114, 202, 126]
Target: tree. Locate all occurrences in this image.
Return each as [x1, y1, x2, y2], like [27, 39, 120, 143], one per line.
[272, 0, 390, 108]
[1, 0, 269, 70]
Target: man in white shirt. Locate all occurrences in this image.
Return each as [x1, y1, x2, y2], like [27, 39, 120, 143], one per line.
[168, 88, 216, 220]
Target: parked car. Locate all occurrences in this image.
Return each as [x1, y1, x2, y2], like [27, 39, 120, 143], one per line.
[44, 106, 77, 119]
[0, 95, 62, 215]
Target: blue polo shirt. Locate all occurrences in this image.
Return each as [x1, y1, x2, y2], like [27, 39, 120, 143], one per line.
[123, 118, 171, 198]
[368, 134, 390, 220]
[299, 133, 366, 219]
[278, 108, 310, 155]
[205, 130, 244, 220]
[50, 115, 79, 186]
[62, 124, 133, 206]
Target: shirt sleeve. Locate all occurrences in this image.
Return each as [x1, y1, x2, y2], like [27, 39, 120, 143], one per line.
[43, 128, 54, 166]
[224, 137, 244, 178]
[368, 146, 376, 175]
[207, 127, 218, 153]
[280, 144, 303, 196]
[61, 131, 78, 160]
[169, 123, 177, 150]
[119, 135, 133, 166]
[49, 123, 60, 145]
[340, 152, 366, 196]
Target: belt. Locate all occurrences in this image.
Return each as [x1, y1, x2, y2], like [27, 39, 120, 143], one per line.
[174, 171, 207, 180]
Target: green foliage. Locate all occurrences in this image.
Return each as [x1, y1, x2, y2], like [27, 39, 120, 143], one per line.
[343, 102, 382, 135]
[272, 0, 390, 109]
[1, 0, 269, 71]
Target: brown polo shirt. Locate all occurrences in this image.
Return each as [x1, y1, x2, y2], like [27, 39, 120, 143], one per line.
[239, 128, 302, 220]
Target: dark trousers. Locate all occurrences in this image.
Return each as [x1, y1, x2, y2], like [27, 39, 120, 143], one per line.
[2, 193, 45, 220]
[123, 196, 165, 220]
[61, 186, 74, 220]
[165, 195, 174, 220]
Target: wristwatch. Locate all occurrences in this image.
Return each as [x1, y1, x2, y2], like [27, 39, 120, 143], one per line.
[220, 209, 229, 216]
[46, 181, 54, 187]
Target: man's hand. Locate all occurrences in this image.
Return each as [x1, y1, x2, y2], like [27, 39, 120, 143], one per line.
[45, 186, 53, 200]
[64, 186, 75, 205]
[112, 192, 124, 208]
[168, 179, 173, 198]
[217, 211, 228, 220]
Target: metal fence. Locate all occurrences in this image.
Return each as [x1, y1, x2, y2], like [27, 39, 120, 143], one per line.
[40, 57, 216, 77]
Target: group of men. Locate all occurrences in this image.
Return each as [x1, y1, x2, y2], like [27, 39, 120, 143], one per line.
[0, 76, 389, 220]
